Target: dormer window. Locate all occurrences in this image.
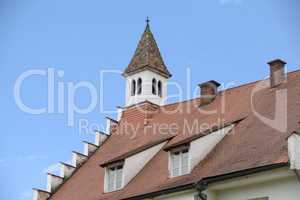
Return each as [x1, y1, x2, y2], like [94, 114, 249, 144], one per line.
[104, 162, 124, 192]
[169, 146, 190, 177]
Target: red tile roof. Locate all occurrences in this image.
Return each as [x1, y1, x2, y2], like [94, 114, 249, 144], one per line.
[48, 70, 300, 200]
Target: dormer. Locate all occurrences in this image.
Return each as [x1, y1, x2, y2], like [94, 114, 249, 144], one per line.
[123, 20, 171, 107]
[166, 122, 236, 178]
[101, 138, 168, 193]
[169, 144, 191, 177]
[104, 161, 124, 192]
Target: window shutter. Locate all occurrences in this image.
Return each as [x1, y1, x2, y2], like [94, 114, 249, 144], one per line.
[172, 152, 180, 177]
[105, 164, 124, 192]
[181, 150, 189, 174]
[115, 167, 123, 189]
[107, 168, 115, 192]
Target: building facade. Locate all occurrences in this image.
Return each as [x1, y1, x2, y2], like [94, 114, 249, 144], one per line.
[33, 22, 300, 200]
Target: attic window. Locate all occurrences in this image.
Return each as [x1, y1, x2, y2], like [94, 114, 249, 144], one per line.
[104, 162, 124, 192]
[169, 146, 190, 177]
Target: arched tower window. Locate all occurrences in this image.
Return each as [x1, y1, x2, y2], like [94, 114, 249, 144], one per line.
[158, 80, 162, 97]
[131, 80, 136, 96]
[152, 78, 157, 95]
[137, 78, 142, 95]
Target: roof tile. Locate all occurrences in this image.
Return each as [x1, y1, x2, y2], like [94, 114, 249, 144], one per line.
[48, 70, 300, 200]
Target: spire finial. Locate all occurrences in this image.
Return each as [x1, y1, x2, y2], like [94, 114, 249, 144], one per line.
[146, 16, 150, 26]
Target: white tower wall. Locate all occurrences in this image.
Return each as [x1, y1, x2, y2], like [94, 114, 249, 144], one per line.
[125, 70, 168, 106]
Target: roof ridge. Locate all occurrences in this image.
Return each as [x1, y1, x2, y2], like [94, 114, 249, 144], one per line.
[161, 68, 300, 108]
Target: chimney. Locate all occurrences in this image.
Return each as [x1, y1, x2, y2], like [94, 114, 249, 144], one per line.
[268, 59, 286, 87]
[199, 80, 220, 105]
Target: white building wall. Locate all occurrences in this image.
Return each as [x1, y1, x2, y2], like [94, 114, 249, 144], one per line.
[125, 70, 168, 106]
[288, 134, 300, 169]
[209, 168, 300, 200]
[146, 168, 300, 200]
[152, 189, 197, 200]
[214, 176, 299, 200]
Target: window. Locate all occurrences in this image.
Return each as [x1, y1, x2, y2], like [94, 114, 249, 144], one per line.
[158, 80, 162, 97]
[131, 80, 136, 96]
[152, 78, 157, 95]
[137, 78, 142, 95]
[105, 163, 124, 192]
[170, 146, 190, 177]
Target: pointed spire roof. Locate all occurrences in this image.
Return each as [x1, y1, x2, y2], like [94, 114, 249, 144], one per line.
[123, 20, 171, 78]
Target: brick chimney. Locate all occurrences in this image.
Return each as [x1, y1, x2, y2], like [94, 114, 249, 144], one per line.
[268, 59, 286, 88]
[199, 80, 220, 105]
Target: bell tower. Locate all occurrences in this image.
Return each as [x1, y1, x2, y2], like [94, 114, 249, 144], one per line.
[123, 19, 171, 106]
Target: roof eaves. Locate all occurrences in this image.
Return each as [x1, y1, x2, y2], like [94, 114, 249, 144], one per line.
[198, 162, 289, 186]
[123, 65, 171, 78]
[121, 183, 194, 200]
[122, 100, 160, 110]
[122, 162, 288, 200]
[106, 117, 119, 124]
[33, 188, 51, 193]
[100, 135, 174, 167]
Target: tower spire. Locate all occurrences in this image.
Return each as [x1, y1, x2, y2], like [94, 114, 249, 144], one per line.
[123, 21, 171, 106]
[123, 19, 171, 78]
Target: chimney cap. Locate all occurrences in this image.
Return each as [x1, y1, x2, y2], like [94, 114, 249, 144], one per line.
[198, 80, 221, 87]
[267, 59, 286, 66]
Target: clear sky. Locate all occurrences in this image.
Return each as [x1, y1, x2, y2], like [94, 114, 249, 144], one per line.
[0, 0, 299, 199]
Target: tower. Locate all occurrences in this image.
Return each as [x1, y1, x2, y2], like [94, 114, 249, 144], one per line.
[123, 20, 171, 106]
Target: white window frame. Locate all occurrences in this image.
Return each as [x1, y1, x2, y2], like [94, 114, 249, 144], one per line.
[104, 162, 124, 193]
[169, 145, 191, 178]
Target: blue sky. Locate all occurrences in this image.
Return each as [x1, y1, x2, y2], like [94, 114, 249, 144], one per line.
[0, 0, 299, 199]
